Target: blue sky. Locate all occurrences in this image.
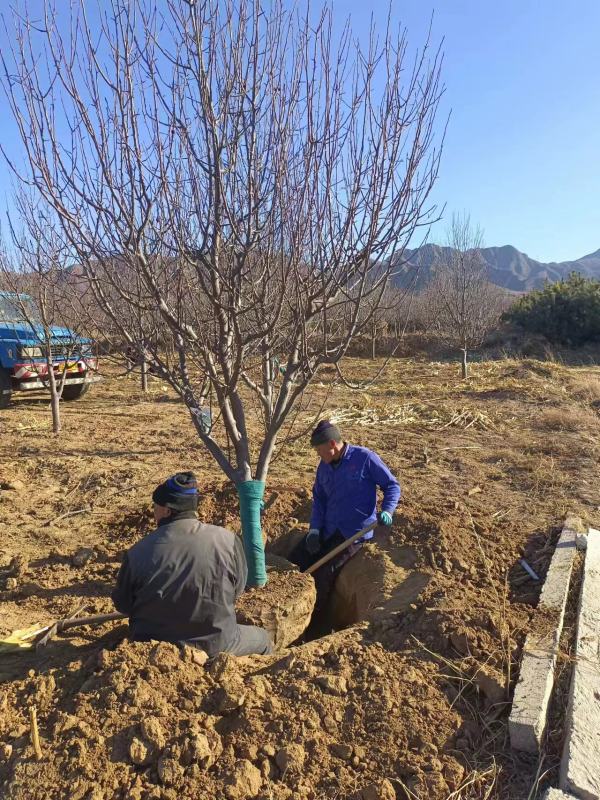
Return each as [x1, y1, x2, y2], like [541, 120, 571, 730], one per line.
[330, 0, 600, 263]
[0, 1, 598, 264]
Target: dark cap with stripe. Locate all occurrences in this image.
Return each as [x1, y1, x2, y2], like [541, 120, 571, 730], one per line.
[310, 419, 342, 447]
[152, 471, 199, 511]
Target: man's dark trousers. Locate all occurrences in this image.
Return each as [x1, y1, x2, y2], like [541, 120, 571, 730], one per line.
[289, 531, 362, 616]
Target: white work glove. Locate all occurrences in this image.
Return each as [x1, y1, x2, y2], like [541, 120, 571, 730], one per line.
[305, 528, 321, 555]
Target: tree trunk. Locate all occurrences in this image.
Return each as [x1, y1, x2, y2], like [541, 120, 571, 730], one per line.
[141, 357, 148, 392]
[50, 390, 61, 433]
[461, 348, 469, 379]
[237, 480, 267, 587]
[47, 363, 61, 433]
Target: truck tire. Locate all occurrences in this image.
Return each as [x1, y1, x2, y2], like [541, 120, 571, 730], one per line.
[61, 382, 91, 401]
[0, 369, 12, 409]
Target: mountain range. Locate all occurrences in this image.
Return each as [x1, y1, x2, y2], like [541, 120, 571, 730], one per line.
[394, 244, 600, 293]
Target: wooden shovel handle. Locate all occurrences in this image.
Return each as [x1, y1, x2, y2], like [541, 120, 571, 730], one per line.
[57, 611, 127, 631]
[303, 522, 377, 575]
[35, 610, 127, 649]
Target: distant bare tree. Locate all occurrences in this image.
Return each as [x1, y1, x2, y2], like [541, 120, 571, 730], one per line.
[377, 273, 427, 346]
[425, 214, 502, 378]
[0, 207, 94, 431]
[1, 0, 444, 584]
[402, 291, 430, 333]
[362, 283, 416, 359]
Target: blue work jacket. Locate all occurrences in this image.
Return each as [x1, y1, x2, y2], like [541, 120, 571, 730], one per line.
[309, 444, 401, 541]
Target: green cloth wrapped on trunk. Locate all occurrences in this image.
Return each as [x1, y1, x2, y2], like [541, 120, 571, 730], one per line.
[237, 479, 267, 587]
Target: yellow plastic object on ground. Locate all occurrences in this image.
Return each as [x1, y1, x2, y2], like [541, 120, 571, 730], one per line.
[0, 624, 48, 653]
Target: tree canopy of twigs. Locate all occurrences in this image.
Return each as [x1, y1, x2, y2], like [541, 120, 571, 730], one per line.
[0, 0, 445, 584]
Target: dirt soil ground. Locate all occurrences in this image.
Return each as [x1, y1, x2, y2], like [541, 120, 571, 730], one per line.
[1, 355, 600, 799]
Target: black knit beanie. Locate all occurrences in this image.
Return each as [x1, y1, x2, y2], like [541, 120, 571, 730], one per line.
[310, 419, 342, 447]
[152, 471, 199, 512]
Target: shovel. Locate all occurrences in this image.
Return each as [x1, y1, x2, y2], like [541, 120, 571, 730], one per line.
[0, 605, 126, 653]
[303, 521, 377, 575]
[33, 610, 127, 649]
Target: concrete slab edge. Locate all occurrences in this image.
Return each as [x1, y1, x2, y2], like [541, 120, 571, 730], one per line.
[560, 527, 600, 800]
[509, 518, 579, 753]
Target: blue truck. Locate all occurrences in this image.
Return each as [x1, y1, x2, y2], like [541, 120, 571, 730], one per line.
[0, 291, 98, 409]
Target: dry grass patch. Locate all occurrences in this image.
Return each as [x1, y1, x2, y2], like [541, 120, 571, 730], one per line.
[535, 406, 597, 433]
[321, 402, 497, 431]
[528, 436, 595, 461]
[567, 373, 600, 405]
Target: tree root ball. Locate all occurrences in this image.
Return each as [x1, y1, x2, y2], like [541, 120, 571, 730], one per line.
[236, 559, 316, 649]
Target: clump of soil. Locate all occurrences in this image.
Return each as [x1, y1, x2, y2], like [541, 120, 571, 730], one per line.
[236, 565, 316, 649]
[0, 637, 465, 800]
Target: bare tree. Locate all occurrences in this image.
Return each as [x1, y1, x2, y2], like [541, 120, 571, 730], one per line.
[1, 0, 444, 585]
[425, 214, 502, 378]
[357, 278, 410, 360]
[0, 208, 96, 431]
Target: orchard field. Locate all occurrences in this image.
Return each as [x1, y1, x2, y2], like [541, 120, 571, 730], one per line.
[1, 355, 599, 799]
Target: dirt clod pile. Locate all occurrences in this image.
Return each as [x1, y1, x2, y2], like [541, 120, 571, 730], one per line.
[1, 635, 464, 800]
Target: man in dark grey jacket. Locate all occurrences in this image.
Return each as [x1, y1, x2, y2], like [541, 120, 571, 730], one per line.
[111, 471, 273, 657]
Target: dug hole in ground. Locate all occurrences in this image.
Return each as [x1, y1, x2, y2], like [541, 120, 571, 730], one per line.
[2, 356, 599, 799]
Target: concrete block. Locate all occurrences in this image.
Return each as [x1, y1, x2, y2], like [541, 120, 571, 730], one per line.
[560, 527, 600, 800]
[543, 789, 576, 799]
[509, 518, 579, 753]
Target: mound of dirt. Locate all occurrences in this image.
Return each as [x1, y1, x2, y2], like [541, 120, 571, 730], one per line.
[500, 359, 555, 380]
[0, 636, 466, 800]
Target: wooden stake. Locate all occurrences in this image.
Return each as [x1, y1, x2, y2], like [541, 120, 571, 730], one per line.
[29, 706, 42, 760]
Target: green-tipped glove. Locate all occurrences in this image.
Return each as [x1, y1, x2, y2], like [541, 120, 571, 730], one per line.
[378, 511, 393, 527]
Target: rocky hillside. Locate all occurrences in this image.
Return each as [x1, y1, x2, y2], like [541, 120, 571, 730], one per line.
[393, 244, 600, 292]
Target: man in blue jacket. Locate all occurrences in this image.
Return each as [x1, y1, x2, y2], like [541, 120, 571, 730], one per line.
[291, 420, 401, 610]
